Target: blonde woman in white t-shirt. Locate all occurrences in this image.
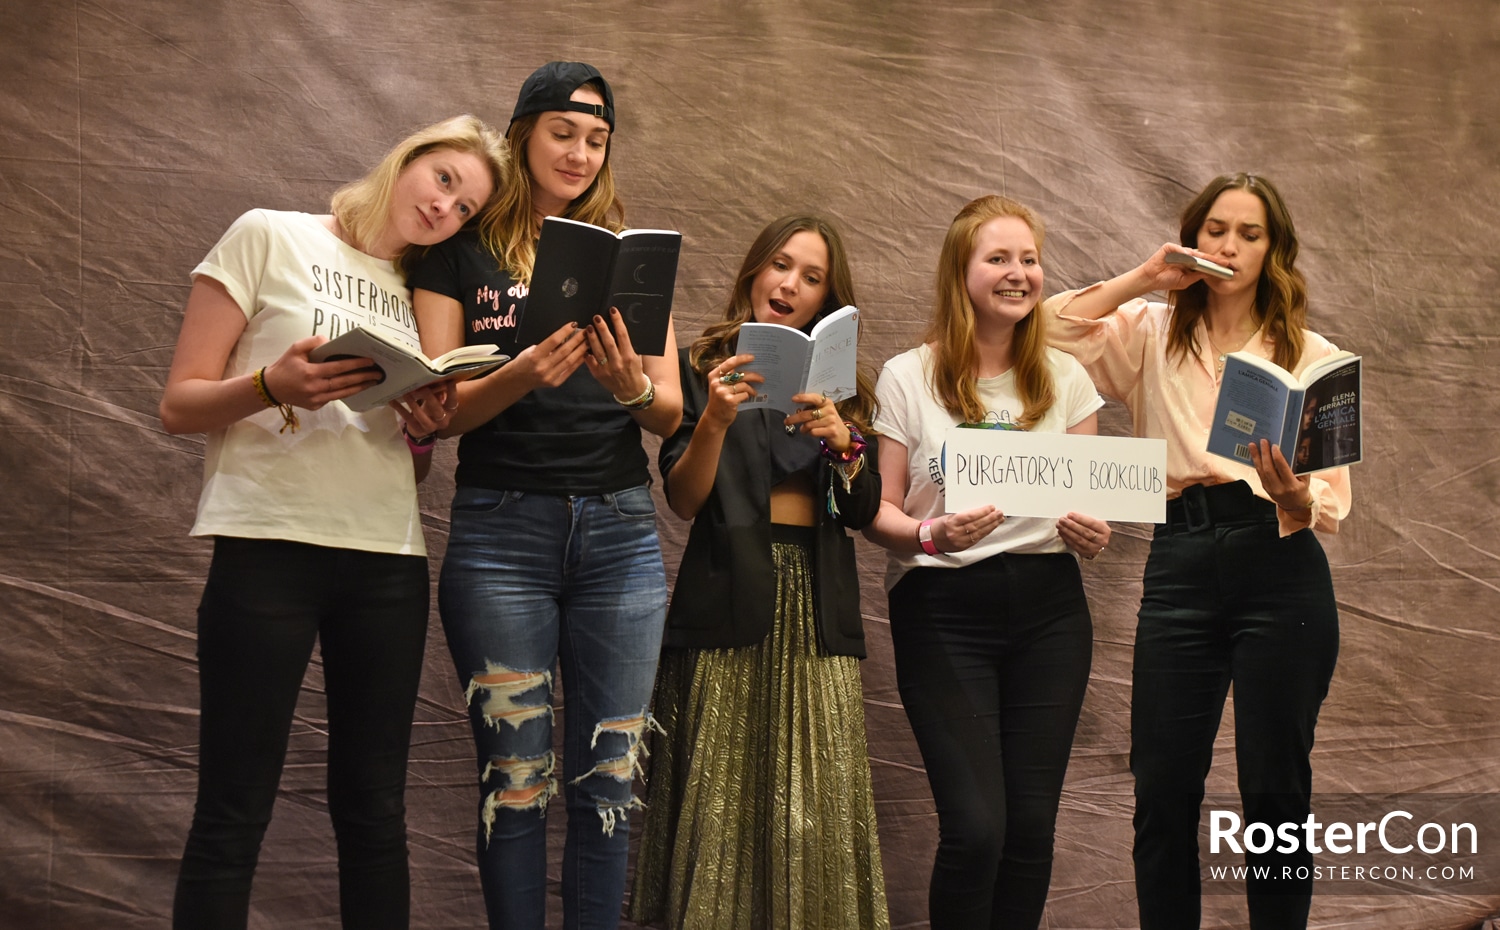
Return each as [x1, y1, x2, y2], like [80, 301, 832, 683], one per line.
[864, 194, 1109, 930]
[159, 116, 503, 930]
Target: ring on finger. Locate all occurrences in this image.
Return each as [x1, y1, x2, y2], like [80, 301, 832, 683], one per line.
[719, 371, 746, 385]
[812, 408, 823, 420]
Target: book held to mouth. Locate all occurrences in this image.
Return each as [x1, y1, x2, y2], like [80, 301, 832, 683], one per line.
[1206, 350, 1362, 474]
[732, 304, 860, 415]
[515, 216, 682, 355]
[308, 326, 509, 412]
[1164, 250, 1234, 279]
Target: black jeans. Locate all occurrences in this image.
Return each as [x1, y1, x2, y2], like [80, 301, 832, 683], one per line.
[173, 537, 429, 930]
[889, 552, 1093, 930]
[1131, 483, 1339, 930]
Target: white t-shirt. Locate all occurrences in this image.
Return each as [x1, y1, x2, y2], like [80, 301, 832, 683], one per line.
[188, 209, 426, 556]
[873, 342, 1104, 589]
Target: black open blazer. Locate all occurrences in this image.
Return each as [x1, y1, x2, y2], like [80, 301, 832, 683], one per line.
[658, 349, 881, 657]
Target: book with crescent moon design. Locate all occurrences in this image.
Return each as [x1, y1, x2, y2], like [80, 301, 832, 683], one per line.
[517, 216, 681, 355]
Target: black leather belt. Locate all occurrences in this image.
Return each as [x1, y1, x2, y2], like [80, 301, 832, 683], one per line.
[1160, 481, 1277, 535]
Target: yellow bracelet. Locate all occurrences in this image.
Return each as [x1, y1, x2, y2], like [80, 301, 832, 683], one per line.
[252, 367, 300, 434]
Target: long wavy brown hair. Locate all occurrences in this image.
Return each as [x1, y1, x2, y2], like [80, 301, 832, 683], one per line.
[690, 214, 877, 433]
[923, 195, 1055, 429]
[1167, 172, 1309, 372]
[477, 78, 625, 285]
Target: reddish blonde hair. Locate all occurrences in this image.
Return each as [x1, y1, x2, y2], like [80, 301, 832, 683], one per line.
[923, 195, 1055, 428]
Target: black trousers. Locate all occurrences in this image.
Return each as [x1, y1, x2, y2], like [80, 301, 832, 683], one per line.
[1131, 483, 1339, 930]
[173, 537, 429, 930]
[889, 552, 1093, 930]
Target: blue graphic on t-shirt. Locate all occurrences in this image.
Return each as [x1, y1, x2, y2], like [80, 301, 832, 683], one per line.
[933, 411, 1024, 487]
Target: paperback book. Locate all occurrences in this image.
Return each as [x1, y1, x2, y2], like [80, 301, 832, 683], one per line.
[733, 304, 860, 415]
[1206, 350, 1362, 474]
[516, 216, 681, 355]
[308, 327, 507, 412]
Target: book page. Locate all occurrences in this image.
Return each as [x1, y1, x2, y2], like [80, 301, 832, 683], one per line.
[430, 343, 502, 368]
[607, 232, 680, 356]
[1205, 355, 1295, 464]
[802, 305, 859, 404]
[734, 323, 811, 414]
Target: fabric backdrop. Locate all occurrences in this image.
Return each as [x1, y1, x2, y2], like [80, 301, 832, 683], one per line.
[2, 1, 1497, 927]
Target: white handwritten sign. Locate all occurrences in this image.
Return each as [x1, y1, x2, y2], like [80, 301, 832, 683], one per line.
[943, 428, 1168, 522]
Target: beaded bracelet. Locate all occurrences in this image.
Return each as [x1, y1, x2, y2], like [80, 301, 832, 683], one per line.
[614, 376, 656, 410]
[252, 366, 300, 434]
[402, 424, 437, 454]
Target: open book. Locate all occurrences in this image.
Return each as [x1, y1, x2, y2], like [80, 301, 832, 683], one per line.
[516, 216, 681, 355]
[308, 326, 508, 412]
[733, 305, 860, 415]
[1206, 351, 1362, 474]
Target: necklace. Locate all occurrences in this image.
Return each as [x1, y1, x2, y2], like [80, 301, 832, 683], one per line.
[1205, 329, 1254, 375]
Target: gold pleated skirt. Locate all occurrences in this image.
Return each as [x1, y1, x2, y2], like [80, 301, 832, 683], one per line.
[630, 530, 890, 930]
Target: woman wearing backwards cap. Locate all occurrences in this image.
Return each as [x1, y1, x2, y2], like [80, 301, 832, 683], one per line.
[408, 62, 682, 930]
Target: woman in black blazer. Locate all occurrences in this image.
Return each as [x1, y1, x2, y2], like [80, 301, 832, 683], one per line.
[631, 214, 890, 930]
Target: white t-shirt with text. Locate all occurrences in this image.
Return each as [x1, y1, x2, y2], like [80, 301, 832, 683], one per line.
[873, 342, 1104, 589]
[189, 209, 426, 556]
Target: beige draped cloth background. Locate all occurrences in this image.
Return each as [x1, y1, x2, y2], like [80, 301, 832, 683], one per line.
[2, 1, 1497, 927]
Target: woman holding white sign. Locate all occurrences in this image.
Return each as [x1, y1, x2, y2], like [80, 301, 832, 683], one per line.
[1042, 172, 1350, 929]
[631, 214, 889, 929]
[864, 195, 1109, 929]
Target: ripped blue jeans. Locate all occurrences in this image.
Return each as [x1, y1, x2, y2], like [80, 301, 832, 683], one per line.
[439, 485, 667, 930]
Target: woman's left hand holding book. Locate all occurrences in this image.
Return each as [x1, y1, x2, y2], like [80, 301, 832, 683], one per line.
[160, 276, 386, 436]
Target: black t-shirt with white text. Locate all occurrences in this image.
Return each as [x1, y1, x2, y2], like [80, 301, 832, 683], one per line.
[406, 230, 648, 494]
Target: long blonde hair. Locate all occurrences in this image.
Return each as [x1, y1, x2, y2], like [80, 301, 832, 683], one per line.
[478, 81, 625, 285]
[923, 195, 1055, 429]
[691, 214, 877, 433]
[330, 114, 506, 268]
[1167, 172, 1309, 372]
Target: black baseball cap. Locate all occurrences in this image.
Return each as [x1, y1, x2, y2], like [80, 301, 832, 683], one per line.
[509, 61, 616, 133]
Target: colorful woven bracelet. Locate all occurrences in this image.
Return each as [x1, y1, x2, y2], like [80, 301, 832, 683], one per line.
[819, 422, 867, 463]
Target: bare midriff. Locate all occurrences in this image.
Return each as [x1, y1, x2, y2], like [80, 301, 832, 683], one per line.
[769, 471, 817, 526]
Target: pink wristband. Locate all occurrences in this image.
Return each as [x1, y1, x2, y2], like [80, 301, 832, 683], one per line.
[402, 425, 436, 454]
[917, 518, 940, 556]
